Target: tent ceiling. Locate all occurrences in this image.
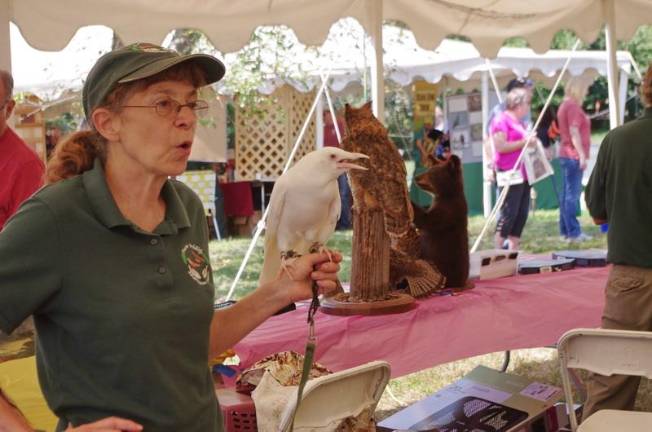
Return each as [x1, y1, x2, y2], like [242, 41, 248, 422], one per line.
[9, 0, 652, 57]
[12, 20, 632, 100]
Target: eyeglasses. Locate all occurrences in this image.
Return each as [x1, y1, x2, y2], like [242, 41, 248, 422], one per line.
[121, 98, 209, 118]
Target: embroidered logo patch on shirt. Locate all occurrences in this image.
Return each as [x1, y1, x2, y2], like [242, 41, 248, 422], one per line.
[181, 244, 210, 285]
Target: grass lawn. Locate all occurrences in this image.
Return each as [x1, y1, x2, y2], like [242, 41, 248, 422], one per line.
[211, 209, 608, 300]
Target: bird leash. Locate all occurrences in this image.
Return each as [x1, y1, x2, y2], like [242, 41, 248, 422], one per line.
[289, 278, 320, 431]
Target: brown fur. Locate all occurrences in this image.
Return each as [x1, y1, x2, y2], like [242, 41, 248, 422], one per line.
[342, 102, 416, 252]
[342, 102, 445, 296]
[413, 155, 470, 288]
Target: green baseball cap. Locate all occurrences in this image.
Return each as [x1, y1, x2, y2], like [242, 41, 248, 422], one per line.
[82, 42, 225, 121]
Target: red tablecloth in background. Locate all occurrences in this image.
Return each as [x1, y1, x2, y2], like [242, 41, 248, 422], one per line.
[234, 265, 609, 379]
[220, 181, 254, 217]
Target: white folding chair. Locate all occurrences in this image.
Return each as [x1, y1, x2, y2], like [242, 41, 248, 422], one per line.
[558, 328, 652, 431]
[278, 360, 390, 432]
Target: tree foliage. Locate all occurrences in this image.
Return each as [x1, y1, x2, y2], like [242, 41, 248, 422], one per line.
[506, 26, 652, 123]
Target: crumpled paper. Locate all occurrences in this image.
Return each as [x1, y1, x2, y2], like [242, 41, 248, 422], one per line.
[236, 351, 331, 395]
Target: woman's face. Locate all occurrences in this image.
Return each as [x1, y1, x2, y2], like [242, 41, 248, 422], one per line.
[513, 102, 529, 119]
[110, 80, 199, 178]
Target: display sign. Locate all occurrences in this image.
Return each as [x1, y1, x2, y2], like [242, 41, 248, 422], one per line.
[445, 91, 489, 164]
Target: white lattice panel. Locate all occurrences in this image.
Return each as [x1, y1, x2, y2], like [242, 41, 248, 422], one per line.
[235, 85, 316, 180]
[176, 170, 216, 213]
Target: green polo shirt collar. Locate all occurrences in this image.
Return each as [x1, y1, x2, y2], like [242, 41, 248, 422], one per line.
[82, 159, 191, 233]
[160, 179, 191, 232]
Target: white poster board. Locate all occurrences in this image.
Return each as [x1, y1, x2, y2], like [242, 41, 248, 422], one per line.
[445, 92, 485, 164]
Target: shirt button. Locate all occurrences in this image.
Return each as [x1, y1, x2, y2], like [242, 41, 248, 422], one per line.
[150, 238, 159, 246]
[158, 266, 167, 274]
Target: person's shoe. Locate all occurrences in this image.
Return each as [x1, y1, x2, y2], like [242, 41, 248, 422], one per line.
[568, 233, 593, 243]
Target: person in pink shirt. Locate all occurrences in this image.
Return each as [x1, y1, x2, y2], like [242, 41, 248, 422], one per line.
[0, 69, 45, 231]
[490, 88, 536, 250]
[557, 76, 592, 242]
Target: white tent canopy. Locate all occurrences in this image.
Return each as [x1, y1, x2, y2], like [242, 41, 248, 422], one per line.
[12, 21, 633, 102]
[4, 0, 651, 57]
[268, 28, 634, 94]
[2, 0, 651, 126]
[11, 24, 113, 99]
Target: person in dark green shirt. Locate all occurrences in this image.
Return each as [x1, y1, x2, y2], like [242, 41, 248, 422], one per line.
[0, 44, 341, 432]
[582, 65, 652, 419]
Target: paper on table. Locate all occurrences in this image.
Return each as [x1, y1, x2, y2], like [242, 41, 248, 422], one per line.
[520, 382, 561, 402]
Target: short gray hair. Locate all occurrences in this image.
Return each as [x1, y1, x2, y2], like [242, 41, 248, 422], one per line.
[505, 88, 529, 110]
[0, 69, 14, 101]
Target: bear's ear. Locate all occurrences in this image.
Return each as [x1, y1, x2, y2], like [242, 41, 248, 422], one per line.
[448, 155, 461, 174]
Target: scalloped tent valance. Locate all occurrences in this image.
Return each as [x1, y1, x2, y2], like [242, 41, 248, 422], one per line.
[6, 0, 652, 56]
[3, 0, 649, 127]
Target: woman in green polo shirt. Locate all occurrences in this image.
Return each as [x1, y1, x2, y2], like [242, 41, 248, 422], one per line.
[0, 44, 341, 432]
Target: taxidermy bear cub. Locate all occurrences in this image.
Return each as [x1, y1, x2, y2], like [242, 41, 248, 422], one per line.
[413, 155, 471, 289]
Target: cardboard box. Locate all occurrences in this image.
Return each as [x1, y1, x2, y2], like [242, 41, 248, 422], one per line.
[378, 366, 562, 432]
[470, 250, 519, 280]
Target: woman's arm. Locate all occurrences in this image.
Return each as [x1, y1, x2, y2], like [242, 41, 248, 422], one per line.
[569, 126, 587, 169]
[208, 252, 341, 358]
[0, 389, 33, 432]
[492, 131, 529, 154]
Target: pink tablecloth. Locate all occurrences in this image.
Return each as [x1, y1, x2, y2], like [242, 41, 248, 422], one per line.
[234, 266, 609, 378]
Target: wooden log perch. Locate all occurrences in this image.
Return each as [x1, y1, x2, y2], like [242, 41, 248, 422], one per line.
[350, 207, 390, 301]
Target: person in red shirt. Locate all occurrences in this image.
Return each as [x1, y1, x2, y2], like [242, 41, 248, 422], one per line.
[557, 76, 592, 242]
[0, 70, 45, 230]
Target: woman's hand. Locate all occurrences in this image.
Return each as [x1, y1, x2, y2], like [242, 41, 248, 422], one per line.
[279, 251, 342, 303]
[66, 417, 142, 432]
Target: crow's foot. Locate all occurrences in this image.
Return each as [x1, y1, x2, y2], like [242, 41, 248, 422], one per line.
[309, 243, 334, 262]
[280, 250, 301, 281]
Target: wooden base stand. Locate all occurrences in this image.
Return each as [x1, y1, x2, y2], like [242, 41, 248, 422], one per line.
[321, 207, 416, 316]
[320, 292, 415, 316]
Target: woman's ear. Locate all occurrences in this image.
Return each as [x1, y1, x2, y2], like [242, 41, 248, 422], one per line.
[91, 108, 120, 142]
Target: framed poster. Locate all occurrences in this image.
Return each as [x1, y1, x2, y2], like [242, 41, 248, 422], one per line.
[449, 111, 469, 130]
[468, 93, 482, 112]
[448, 95, 468, 112]
[451, 128, 471, 149]
[523, 141, 554, 184]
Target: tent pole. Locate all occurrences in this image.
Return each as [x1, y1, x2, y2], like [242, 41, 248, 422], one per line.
[603, 0, 621, 128]
[366, 0, 384, 121]
[618, 67, 628, 124]
[0, 0, 11, 72]
[316, 96, 324, 149]
[481, 71, 492, 218]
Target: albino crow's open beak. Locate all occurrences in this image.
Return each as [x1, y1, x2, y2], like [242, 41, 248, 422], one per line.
[336, 152, 369, 171]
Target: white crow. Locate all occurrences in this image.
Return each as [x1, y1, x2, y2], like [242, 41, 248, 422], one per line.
[259, 147, 368, 285]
